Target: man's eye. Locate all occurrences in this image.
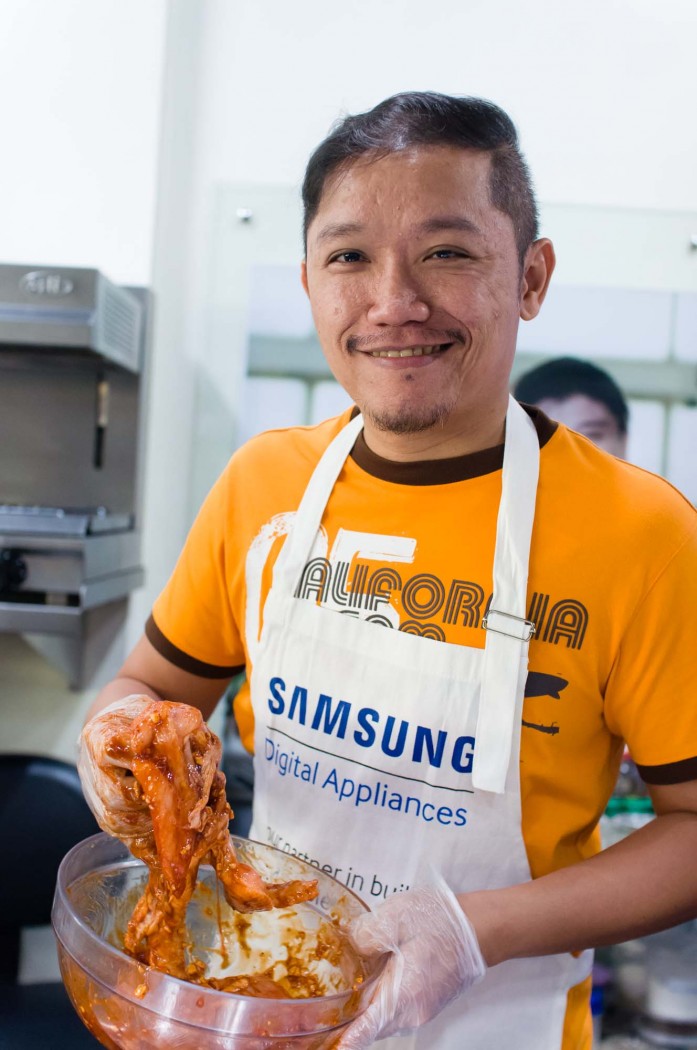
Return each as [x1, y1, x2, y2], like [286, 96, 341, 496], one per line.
[329, 251, 364, 264]
[428, 248, 467, 260]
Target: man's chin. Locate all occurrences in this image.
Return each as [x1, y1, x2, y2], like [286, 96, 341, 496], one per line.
[364, 402, 452, 435]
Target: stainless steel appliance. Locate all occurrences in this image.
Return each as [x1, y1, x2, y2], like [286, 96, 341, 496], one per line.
[0, 264, 151, 688]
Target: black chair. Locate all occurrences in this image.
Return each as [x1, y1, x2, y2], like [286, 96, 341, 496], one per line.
[0, 754, 102, 1048]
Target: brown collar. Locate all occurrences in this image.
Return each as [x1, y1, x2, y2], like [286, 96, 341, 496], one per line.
[349, 403, 557, 485]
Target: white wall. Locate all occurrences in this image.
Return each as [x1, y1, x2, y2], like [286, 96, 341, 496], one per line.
[0, 0, 167, 285]
[191, 0, 697, 209]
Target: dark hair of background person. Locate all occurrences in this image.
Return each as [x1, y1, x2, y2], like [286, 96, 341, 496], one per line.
[513, 356, 629, 435]
[302, 91, 539, 264]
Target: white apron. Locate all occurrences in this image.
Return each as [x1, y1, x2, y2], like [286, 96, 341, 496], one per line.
[249, 397, 592, 1049]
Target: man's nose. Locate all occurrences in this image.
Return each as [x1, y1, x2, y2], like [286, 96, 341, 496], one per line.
[366, 264, 430, 325]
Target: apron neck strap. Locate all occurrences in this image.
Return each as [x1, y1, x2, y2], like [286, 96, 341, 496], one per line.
[273, 412, 364, 594]
[473, 397, 540, 793]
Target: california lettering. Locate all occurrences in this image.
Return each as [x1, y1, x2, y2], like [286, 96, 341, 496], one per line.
[295, 557, 589, 650]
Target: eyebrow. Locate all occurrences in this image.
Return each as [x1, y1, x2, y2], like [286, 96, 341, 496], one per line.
[313, 215, 483, 244]
[314, 221, 364, 244]
[418, 215, 483, 237]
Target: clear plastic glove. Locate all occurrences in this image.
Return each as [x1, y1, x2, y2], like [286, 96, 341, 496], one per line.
[77, 694, 154, 839]
[337, 882, 486, 1048]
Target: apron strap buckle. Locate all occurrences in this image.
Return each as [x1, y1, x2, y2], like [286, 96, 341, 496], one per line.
[483, 609, 536, 642]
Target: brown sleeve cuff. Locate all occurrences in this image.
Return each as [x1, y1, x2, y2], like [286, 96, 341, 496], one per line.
[145, 614, 244, 680]
[636, 756, 697, 785]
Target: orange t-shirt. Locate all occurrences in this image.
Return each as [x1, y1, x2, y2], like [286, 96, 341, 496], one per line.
[150, 404, 697, 1049]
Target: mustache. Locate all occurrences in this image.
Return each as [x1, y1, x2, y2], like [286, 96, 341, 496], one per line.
[346, 329, 465, 352]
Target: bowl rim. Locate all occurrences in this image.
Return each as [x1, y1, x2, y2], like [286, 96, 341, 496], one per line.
[53, 831, 387, 1018]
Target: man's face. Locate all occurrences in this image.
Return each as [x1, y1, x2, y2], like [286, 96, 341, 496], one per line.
[534, 394, 628, 458]
[302, 145, 551, 450]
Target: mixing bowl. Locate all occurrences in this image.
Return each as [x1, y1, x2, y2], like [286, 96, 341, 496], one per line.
[52, 833, 385, 1049]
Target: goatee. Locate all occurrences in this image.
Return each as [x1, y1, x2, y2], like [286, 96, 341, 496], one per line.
[365, 400, 453, 435]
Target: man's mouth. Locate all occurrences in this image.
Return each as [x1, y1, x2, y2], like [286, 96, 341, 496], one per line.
[366, 343, 453, 359]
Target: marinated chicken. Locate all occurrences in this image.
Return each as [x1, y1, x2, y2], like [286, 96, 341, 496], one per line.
[79, 697, 318, 980]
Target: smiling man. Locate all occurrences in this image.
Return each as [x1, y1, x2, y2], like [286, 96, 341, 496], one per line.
[301, 146, 549, 455]
[86, 93, 697, 1050]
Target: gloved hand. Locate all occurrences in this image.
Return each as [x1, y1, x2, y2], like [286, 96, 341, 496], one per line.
[77, 694, 154, 838]
[337, 882, 486, 1049]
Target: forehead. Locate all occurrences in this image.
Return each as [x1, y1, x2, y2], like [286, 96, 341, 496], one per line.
[308, 145, 509, 241]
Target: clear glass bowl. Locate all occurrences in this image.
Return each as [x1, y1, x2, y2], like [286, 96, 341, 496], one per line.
[52, 833, 385, 1049]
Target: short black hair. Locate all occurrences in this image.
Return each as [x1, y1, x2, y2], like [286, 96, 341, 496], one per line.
[513, 357, 629, 434]
[302, 91, 539, 263]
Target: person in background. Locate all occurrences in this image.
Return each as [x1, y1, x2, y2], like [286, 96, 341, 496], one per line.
[513, 356, 629, 457]
[80, 92, 697, 1050]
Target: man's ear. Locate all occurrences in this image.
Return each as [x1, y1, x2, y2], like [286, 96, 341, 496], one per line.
[301, 259, 310, 298]
[520, 238, 555, 321]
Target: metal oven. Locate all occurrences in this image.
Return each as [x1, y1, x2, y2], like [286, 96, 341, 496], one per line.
[0, 264, 151, 688]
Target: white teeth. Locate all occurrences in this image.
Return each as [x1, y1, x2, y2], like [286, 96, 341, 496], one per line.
[369, 345, 442, 358]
